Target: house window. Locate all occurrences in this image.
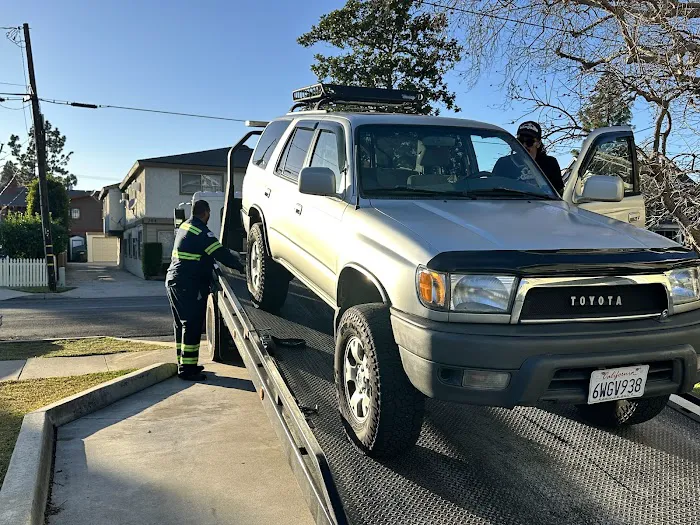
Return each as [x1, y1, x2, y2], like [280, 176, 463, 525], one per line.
[132, 236, 137, 259]
[180, 172, 224, 194]
[126, 234, 131, 258]
[137, 230, 142, 259]
[71, 208, 80, 220]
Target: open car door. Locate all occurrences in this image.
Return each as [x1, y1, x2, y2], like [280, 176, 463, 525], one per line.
[562, 126, 645, 227]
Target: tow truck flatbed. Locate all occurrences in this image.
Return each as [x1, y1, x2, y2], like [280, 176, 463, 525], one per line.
[214, 271, 700, 525]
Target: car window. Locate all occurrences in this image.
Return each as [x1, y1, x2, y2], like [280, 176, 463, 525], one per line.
[252, 120, 291, 170]
[277, 127, 315, 182]
[582, 136, 637, 195]
[310, 130, 343, 194]
[357, 124, 557, 199]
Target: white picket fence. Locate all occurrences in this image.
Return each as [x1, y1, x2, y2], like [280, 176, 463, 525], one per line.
[0, 257, 48, 287]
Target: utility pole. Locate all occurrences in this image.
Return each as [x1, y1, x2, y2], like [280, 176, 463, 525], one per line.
[23, 23, 56, 291]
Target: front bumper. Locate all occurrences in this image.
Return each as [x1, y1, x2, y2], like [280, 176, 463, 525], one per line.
[391, 308, 700, 408]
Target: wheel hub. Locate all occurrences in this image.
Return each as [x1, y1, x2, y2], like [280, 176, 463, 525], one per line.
[250, 242, 262, 290]
[344, 336, 371, 423]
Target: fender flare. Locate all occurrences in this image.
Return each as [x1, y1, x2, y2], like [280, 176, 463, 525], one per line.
[247, 204, 272, 256]
[336, 262, 391, 306]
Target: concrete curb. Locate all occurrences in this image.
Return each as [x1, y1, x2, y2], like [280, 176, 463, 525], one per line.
[0, 362, 177, 525]
[0, 336, 172, 346]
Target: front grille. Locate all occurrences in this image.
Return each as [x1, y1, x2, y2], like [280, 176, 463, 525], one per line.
[519, 283, 668, 321]
[543, 361, 675, 400]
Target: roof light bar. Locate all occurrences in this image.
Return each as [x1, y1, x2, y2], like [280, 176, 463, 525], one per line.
[290, 83, 424, 112]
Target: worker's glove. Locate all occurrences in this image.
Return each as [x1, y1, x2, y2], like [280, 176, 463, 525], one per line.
[230, 250, 245, 274]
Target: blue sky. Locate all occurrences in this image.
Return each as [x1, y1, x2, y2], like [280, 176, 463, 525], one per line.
[0, 0, 633, 191]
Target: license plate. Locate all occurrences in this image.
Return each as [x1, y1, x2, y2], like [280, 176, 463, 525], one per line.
[587, 365, 649, 405]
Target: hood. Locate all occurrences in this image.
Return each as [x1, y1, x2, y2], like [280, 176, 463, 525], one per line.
[369, 199, 679, 254]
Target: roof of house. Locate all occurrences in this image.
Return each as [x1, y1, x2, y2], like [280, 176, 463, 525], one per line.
[119, 146, 253, 191]
[98, 183, 120, 201]
[0, 187, 27, 208]
[68, 189, 96, 199]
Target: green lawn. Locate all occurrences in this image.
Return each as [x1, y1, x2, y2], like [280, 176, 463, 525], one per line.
[0, 370, 133, 485]
[9, 286, 76, 293]
[0, 337, 167, 361]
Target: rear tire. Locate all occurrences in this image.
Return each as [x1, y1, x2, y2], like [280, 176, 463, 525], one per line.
[246, 223, 289, 313]
[205, 293, 240, 364]
[576, 394, 670, 427]
[334, 303, 425, 458]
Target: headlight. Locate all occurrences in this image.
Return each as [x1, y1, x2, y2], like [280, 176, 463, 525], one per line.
[451, 274, 517, 313]
[666, 266, 700, 306]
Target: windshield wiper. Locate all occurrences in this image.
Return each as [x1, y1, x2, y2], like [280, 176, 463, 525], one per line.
[365, 186, 474, 198]
[467, 187, 555, 200]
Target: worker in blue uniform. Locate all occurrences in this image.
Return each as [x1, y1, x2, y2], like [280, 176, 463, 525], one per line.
[166, 199, 244, 380]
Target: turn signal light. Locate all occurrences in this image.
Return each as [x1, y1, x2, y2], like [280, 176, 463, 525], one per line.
[417, 268, 447, 309]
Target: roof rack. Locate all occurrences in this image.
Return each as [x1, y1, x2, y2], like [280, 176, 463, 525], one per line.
[290, 83, 424, 112]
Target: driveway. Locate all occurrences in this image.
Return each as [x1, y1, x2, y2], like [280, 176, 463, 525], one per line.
[62, 263, 165, 299]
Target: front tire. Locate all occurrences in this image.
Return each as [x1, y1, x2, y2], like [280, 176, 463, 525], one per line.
[246, 223, 289, 313]
[205, 293, 240, 364]
[334, 303, 425, 458]
[576, 394, 670, 427]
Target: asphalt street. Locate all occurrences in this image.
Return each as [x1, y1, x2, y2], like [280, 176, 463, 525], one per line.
[0, 296, 173, 341]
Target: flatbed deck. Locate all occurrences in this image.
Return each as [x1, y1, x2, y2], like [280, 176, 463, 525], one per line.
[221, 273, 700, 525]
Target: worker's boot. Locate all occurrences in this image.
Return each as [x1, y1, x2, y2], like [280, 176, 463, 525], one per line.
[178, 365, 206, 381]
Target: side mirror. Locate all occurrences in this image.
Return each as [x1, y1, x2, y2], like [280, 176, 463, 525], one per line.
[298, 167, 336, 196]
[577, 175, 624, 203]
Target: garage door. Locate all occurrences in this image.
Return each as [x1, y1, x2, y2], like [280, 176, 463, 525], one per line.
[91, 236, 118, 262]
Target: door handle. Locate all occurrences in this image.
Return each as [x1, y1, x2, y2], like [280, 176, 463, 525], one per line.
[295, 204, 303, 215]
[264, 188, 271, 198]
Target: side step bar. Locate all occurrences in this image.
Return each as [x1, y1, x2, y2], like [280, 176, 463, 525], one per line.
[216, 273, 349, 525]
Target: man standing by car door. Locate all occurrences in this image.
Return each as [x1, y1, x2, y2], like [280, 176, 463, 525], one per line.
[166, 199, 244, 380]
[516, 121, 565, 194]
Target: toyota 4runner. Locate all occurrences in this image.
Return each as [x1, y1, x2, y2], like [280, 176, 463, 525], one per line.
[239, 84, 700, 457]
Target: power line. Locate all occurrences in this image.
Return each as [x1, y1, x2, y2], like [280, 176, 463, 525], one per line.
[39, 97, 249, 123]
[0, 81, 26, 87]
[420, 1, 619, 43]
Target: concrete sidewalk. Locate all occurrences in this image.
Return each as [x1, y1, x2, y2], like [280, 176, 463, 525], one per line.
[0, 347, 174, 382]
[0, 263, 166, 300]
[48, 362, 314, 525]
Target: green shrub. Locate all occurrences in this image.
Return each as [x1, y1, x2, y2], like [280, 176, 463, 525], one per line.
[0, 212, 68, 258]
[142, 243, 163, 278]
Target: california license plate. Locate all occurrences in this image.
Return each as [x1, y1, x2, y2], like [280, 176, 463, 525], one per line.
[587, 365, 649, 405]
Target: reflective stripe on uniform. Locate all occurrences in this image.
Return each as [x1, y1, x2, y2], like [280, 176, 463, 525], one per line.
[181, 344, 200, 354]
[179, 222, 202, 235]
[204, 241, 222, 255]
[181, 356, 199, 365]
[172, 250, 201, 261]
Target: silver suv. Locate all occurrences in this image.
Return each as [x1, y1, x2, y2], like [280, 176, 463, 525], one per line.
[241, 84, 700, 458]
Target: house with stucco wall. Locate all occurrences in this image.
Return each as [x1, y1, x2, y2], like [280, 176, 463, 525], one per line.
[114, 146, 252, 278]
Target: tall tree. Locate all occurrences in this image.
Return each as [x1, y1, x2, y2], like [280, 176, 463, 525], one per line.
[7, 120, 78, 190]
[449, 1, 700, 248]
[1, 161, 17, 188]
[298, 0, 463, 115]
[579, 73, 633, 131]
[25, 176, 71, 230]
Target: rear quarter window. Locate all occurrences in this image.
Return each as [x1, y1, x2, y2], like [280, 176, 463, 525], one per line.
[251, 120, 291, 170]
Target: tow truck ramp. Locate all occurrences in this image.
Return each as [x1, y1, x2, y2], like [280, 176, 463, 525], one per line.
[215, 272, 700, 525]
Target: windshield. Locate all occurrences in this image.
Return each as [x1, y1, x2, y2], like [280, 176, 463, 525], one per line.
[356, 124, 558, 199]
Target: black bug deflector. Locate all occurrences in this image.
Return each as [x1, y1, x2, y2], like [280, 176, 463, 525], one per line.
[219, 274, 700, 525]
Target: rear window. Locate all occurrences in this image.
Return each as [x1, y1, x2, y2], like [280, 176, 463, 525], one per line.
[251, 120, 291, 170]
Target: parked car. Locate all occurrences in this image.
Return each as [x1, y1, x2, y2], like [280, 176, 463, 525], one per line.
[237, 84, 700, 458]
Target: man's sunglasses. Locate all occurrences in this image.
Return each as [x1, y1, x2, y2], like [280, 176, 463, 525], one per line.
[517, 135, 537, 147]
